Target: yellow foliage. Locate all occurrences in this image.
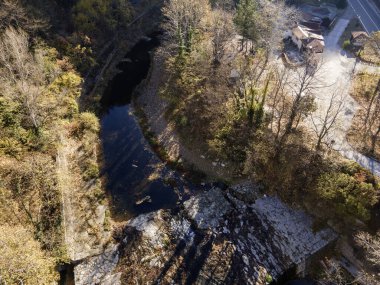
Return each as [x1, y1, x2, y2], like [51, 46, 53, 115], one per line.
[72, 0, 132, 38]
[0, 224, 59, 284]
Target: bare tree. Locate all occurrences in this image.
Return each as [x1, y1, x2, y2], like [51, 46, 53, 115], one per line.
[320, 258, 348, 285]
[276, 54, 324, 151]
[0, 27, 45, 131]
[310, 86, 346, 151]
[319, 258, 379, 285]
[269, 66, 291, 140]
[0, 0, 46, 33]
[363, 84, 380, 154]
[364, 78, 380, 128]
[162, 0, 210, 56]
[233, 56, 273, 127]
[242, 0, 300, 77]
[210, 8, 234, 66]
[355, 231, 380, 265]
[366, 31, 380, 59]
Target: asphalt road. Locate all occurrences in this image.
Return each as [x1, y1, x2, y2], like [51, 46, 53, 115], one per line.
[348, 0, 380, 33]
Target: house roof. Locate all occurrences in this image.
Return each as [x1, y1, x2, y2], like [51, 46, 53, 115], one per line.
[306, 39, 325, 53]
[292, 26, 309, 40]
[302, 26, 323, 36]
[351, 31, 369, 39]
[305, 29, 324, 40]
[300, 21, 321, 30]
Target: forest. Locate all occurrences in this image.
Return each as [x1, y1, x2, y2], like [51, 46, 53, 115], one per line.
[0, 0, 379, 284]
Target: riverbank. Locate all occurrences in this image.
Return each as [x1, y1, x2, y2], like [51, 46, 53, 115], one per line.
[135, 48, 240, 183]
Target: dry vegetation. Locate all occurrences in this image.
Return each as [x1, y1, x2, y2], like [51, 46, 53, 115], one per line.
[0, 0, 114, 283]
[359, 32, 380, 65]
[347, 72, 380, 160]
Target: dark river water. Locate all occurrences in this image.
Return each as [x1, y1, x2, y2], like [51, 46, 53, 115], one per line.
[100, 34, 211, 218]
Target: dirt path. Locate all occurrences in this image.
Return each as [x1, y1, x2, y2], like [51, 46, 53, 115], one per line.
[57, 126, 110, 261]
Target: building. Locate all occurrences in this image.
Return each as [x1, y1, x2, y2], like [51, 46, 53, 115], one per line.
[291, 25, 325, 53]
[350, 31, 370, 47]
[299, 3, 337, 27]
[305, 38, 325, 53]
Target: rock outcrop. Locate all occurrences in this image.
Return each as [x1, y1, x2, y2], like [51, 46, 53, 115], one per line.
[74, 245, 120, 285]
[75, 182, 337, 284]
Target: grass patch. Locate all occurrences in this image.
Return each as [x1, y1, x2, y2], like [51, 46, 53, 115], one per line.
[360, 44, 380, 65]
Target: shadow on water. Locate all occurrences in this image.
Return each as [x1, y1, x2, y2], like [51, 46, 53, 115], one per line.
[100, 33, 160, 108]
[100, 32, 214, 219]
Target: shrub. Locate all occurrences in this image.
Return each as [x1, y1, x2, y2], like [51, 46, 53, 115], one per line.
[0, 225, 59, 284]
[316, 171, 378, 222]
[83, 160, 99, 181]
[342, 40, 351, 50]
[265, 273, 273, 283]
[74, 112, 100, 136]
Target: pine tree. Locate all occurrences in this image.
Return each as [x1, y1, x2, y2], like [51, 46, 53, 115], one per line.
[233, 0, 258, 51]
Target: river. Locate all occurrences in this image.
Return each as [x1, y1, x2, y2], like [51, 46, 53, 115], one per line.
[100, 33, 210, 219]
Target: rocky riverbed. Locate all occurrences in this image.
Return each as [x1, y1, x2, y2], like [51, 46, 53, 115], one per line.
[75, 181, 337, 285]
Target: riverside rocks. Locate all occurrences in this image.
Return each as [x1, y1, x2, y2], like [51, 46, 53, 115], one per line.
[75, 182, 337, 284]
[75, 245, 120, 285]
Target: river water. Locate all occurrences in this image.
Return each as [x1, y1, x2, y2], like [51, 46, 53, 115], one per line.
[100, 34, 209, 218]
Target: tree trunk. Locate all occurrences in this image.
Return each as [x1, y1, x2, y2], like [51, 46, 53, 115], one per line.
[370, 123, 380, 155]
[364, 79, 380, 129]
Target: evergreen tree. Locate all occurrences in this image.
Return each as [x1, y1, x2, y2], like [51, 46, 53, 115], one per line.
[233, 0, 258, 50]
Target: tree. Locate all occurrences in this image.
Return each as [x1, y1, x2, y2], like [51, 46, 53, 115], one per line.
[210, 8, 234, 65]
[2, 154, 63, 252]
[233, 0, 258, 51]
[276, 54, 323, 152]
[320, 257, 379, 285]
[162, 0, 210, 56]
[0, 0, 46, 33]
[362, 78, 380, 154]
[234, 0, 299, 53]
[316, 168, 378, 222]
[0, 224, 58, 284]
[72, 0, 132, 39]
[355, 231, 380, 265]
[0, 27, 45, 132]
[310, 86, 346, 151]
[320, 258, 349, 285]
[233, 56, 272, 127]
